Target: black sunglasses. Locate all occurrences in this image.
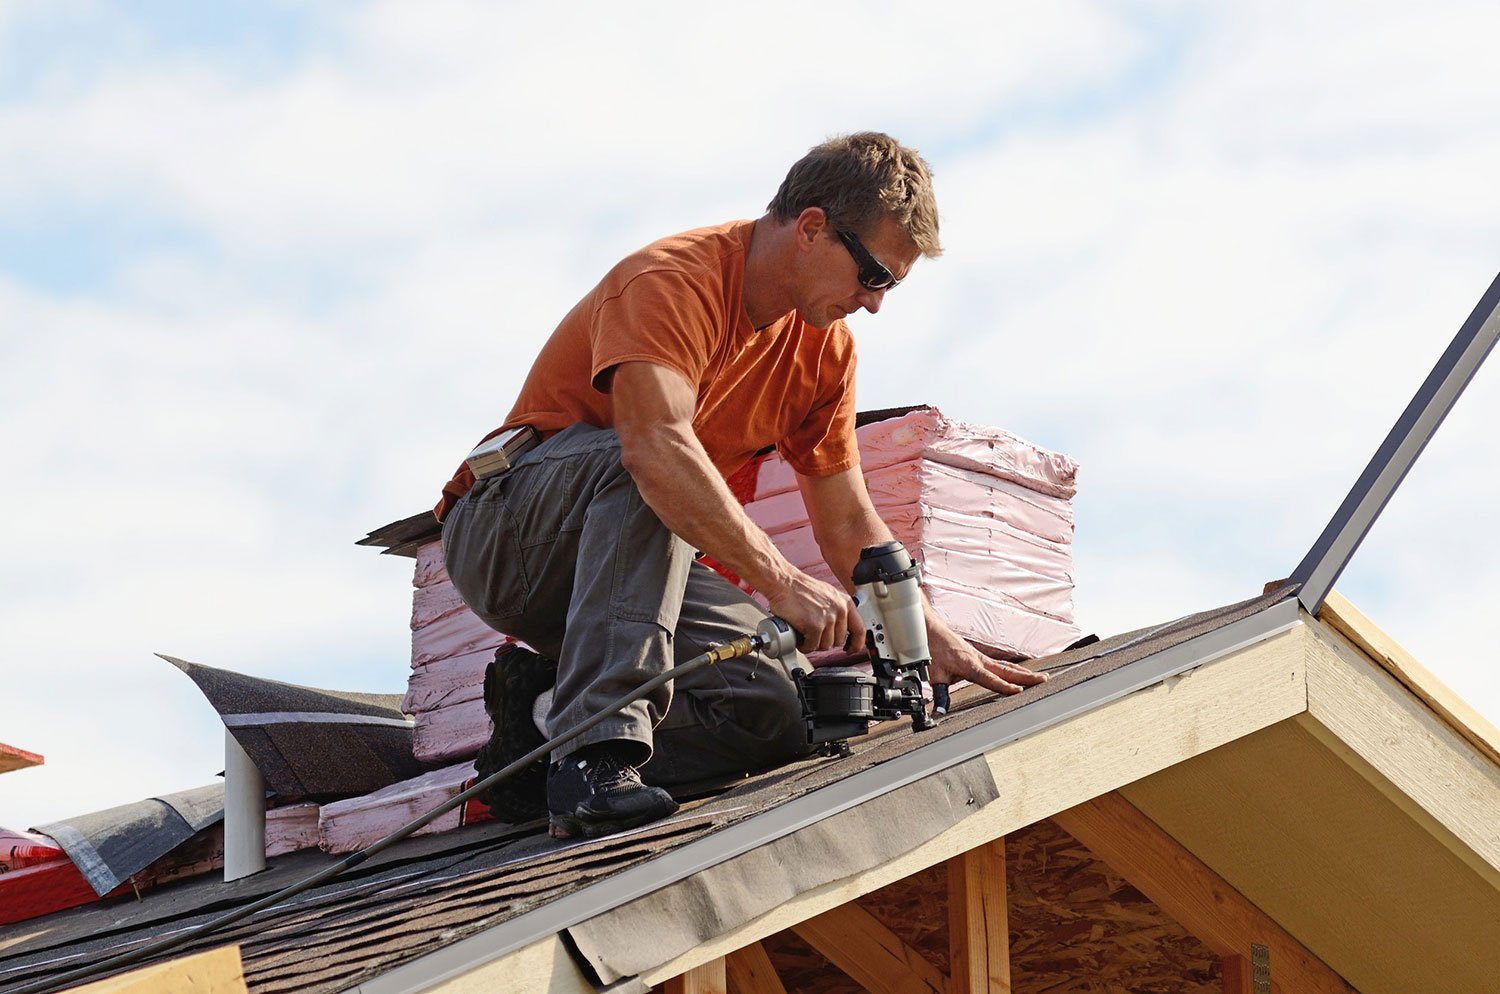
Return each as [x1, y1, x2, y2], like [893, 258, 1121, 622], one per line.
[834, 227, 901, 291]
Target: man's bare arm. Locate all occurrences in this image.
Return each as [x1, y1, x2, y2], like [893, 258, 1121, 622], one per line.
[797, 467, 1048, 695]
[610, 360, 861, 651]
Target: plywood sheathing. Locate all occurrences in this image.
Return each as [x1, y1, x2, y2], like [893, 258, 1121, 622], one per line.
[724, 943, 790, 994]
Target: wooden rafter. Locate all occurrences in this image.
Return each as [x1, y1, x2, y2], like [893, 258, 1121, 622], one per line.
[725, 942, 788, 994]
[1052, 792, 1354, 994]
[791, 900, 949, 994]
[1319, 590, 1500, 770]
[664, 956, 726, 994]
[1221, 955, 1253, 994]
[947, 839, 1010, 994]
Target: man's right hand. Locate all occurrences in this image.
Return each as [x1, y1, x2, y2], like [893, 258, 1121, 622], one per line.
[764, 571, 865, 653]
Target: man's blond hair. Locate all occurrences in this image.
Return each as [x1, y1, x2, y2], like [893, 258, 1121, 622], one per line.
[767, 132, 941, 258]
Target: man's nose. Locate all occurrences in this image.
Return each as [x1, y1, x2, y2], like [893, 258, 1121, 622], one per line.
[858, 288, 886, 315]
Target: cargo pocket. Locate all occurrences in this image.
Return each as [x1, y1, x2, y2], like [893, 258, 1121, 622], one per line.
[443, 496, 528, 623]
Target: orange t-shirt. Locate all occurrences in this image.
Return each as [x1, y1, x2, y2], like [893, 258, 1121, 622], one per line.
[435, 220, 860, 521]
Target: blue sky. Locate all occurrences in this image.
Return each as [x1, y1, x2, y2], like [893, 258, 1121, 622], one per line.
[3, 0, 1499, 827]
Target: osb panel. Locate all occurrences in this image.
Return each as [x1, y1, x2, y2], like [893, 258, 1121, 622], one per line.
[1007, 820, 1218, 993]
[758, 821, 1220, 994]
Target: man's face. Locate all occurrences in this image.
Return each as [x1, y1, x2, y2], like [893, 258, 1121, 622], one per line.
[798, 213, 921, 329]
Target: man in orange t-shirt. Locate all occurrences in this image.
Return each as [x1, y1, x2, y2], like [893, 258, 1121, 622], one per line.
[439, 133, 1045, 839]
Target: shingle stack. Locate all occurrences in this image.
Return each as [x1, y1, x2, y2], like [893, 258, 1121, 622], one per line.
[401, 543, 506, 765]
[743, 407, 1082, 659]
[317, 761, 488, 854]
[265, 802, 321, 857]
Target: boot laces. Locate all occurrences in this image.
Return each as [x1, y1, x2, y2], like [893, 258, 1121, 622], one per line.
[587, 753, 641, 793]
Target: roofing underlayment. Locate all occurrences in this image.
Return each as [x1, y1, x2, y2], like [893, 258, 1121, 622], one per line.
[31, 785, 225, 899]
[0, 589, 1298, 994]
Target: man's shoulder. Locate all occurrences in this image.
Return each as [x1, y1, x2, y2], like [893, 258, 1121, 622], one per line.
[608, 220, 754, 287]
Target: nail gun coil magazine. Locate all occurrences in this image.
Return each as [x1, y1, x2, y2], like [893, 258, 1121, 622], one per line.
[797, 668, 877, 749]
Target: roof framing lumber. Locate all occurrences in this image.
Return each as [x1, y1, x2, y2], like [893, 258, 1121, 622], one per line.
[1318, 590, 1500, 769]
[1300, 611, 1500, 889]
[1220, 955, 1253, 994]
[790, 901, 948, 994]
[1051, 792, 1354, 994]
[724, 943, 788, 994]
[946, 839, 1010, 994]
[664, 957, 726, 994]
[1289, 269, 1500, 615]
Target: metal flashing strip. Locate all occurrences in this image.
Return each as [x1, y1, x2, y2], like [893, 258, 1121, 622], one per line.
[221, 711, 414, 729]
[349, 597, 1301, 994]
[1290, 270, 1500, 615]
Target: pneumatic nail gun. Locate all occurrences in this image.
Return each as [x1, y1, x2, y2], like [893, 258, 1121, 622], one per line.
[756, 540, 939, 757]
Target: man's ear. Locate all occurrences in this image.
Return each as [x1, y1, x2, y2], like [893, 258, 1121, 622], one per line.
[793, 206, 829, 253]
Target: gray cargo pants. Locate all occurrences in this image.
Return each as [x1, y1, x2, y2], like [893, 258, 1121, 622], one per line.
[441, 423, 811, 787]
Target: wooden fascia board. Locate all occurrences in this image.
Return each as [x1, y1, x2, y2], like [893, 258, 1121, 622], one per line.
[61, 945, 246, 994]
[1318, 589, 1500, 769]
[391, 621, 1311, 994]
[1300, 612, 1500, 889]
[791, 902, 949, 994]
[1053, 792, 1355, 994]
[724, 943, 790, 994]
[368, 935, 595, 994]
[0, 742, 44, 775]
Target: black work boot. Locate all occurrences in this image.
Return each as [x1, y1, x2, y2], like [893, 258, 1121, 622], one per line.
[546, 744, 678, 839]
[473, 643, 557, 823]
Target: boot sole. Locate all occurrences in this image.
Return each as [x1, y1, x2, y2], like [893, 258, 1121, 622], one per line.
[548, 800, 678, 840]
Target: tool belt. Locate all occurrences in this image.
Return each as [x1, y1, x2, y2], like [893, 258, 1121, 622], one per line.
[465, 425, 542, 480]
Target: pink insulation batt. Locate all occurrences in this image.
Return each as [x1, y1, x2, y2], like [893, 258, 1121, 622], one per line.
[405, 548, 503, 764]
[264, 802, 321, 858]
[744, 407, 1081, 659]
[317, 761, 477, 854]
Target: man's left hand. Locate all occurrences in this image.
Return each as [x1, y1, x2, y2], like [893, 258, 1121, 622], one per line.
[926, 622, 1048, 696]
